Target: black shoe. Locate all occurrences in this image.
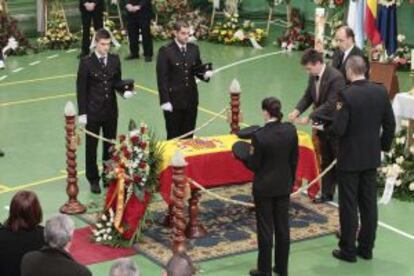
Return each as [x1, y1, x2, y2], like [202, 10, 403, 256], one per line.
[125, 55, 139, 60]
[90, 182, 101, 194]
[313, 195, 333, 204]
[0, 150, 4, 157]
[272, 267, 287, 276]
[332, 249, 357, 263]
[249, 269, 269, 276]
[144, 56, 152, 62]
[357, 249, 373, 260]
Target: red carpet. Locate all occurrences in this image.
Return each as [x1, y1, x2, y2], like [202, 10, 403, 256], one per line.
[70, 227, 137, 265]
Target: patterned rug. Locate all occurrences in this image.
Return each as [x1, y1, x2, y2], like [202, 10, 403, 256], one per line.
[137, 183, 339, 266]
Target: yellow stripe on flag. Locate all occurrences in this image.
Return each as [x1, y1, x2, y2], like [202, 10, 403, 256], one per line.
[367, 0, 377, 18]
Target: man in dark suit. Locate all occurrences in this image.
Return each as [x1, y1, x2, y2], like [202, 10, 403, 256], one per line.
[288, 49, 345, 203]
[125, 0, 154, 62]
[329, 56, 395, 262]
[156, 21, 213, 140]
[77, 28, 134, 194]
[331, 26, 370, 81]
[247, 97, 299, 276]
[79, 0, 104, 57]
[21, 215, 91, 276]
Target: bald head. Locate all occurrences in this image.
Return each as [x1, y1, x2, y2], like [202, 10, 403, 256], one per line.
[345, 56, 367, 82]
[336, 26, 355, 52]
[165, 253, 195, 276]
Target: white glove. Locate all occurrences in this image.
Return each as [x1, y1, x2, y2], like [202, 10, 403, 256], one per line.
[204, 70, 213, 79]
[126, 4, 134, 12]
[161, 102, 173, 112]
[123, 90, 134, 99]
[312, 124, 324, 131]
[78, 114, 87, 126]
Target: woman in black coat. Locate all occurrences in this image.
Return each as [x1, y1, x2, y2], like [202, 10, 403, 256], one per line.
[0, 191, 45, 276]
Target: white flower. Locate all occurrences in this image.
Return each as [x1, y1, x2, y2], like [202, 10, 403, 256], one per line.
[96, 237, 102, 242]
[401, 120, 409, 127]
[395, 179, 402, 187]
[101, 214, 107, 221]
[106, 222, 112, 227]
[96, 223, 103, 228]
[409, 183, 414, 191]
[410, 146, 414, 155]
[92, 230, 99, 236]
[396, 156, 404, 165]
[106, 228, 111, 233]
[103, 234, 108, 240]
[108, 236, 113, 241]
[397, 34, 406, 43]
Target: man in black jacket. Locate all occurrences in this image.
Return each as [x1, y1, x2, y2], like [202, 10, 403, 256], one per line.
[329, 56, 396, 263]
[21, 215, 91, 276]
[288, 49, 345, 203]
[156, 21, 213, 140]
[77, 28, 134, 194]
[125, 0, 154, 62]
[79, 0, 104, 57]
[331, 26, 370, 81]
[247, 97, 299, 276]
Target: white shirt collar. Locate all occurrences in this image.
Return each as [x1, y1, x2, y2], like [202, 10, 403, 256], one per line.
[266, 118, 278, 124]
[317, 64, 326, 80]
[343, 45, 354, 61]
[174, 39, 187, 51]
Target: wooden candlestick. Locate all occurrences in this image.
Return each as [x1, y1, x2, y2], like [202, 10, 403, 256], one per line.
[60, 101, 86, 215]
[171, 151, 188, 254]
[229, 79, 241, 134]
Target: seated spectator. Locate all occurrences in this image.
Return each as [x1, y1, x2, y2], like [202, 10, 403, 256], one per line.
[0, 191, 45, 276]
[163, 253, 196, 276]
[21, 214, 91, 276]
[110, 257, 140, 276]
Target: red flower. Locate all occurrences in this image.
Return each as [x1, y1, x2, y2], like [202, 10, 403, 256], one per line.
[119, 135, 126, 142]
[139, 141, 147, 149]
[133, 175, 142, 182]
[334, 0, 344, 6]
[130, 135, 140, 143]
[139, 162, 147, 169]
[124, 151, 131, 159]
[113, 155, 120, 162]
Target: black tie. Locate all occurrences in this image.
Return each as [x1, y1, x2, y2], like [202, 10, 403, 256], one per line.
[181, 46, 186, 55]
[99, 57, 106, 67]
[315, 75, 320, 82]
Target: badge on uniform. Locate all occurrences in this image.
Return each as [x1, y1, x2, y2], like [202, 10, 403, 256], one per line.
[336, 102, 343, 110]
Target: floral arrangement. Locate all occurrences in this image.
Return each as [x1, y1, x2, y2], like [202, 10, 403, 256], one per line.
[209, 12, 266, 46]
[93, 120, 163, 247]
[324, 9, 344, 58]
[0, 10, 34, 55]
[104, 13, 127, 44]
[276, 8, 314, 51]
[391, 34, 412, 71]
[313, 0, 345, 7]
[37, 8, 78, 50]
[378, 125, 414, 202]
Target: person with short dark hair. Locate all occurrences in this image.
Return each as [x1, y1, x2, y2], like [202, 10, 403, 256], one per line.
[125, 0, 154, 62]
[21, 215, 91, 276]
[332, 25, 370, 80]
[77, 28, 135, 194]
[329, 55, 396, 262]
[162, 253, 196, 276]
[288, 48, 345, 204]
[247, 97, 298, 276]
[0, 191, 45, 276]
[79, 0, 104, 57]
[156, 20, 213, 140]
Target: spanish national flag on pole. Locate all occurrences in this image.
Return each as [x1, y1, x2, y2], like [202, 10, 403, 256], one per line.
[365, 0, 382, 45]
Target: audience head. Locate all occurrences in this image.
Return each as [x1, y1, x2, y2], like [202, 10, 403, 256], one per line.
[300, 48, 324, 76]
[94, 28, 112, 55]
[261, 97, 283, 122]
[5, 190, 42, 232]
[173, 21, 190, 45]
[335, 25, 355, 52]
[345, 56, 367, 82]
[110, 258, 140, 276]
[163, 253, 195, 276]
[44, 214, 75, 251]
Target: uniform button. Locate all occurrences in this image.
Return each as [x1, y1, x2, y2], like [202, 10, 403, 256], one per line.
[106, 94, 109, 98]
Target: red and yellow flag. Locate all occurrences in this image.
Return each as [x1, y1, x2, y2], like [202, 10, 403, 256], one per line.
[365, 0, 382, 45]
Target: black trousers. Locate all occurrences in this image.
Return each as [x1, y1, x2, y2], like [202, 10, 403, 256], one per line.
[337, 169, 378, 257]
[81, 10, 103, 56]
[254, 195, 290, 276]
[318, 132, 338, 198]
[163, 107, 197, 140]
[127, 16, 153, 58]
[85, 116, 117, 184]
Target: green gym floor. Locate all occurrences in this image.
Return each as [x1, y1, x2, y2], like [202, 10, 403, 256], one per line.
[1, 25, 414, 275]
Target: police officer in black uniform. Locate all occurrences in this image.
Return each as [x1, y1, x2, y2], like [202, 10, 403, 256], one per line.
[79, 0, 104, 57]
[247, 97, 298, 276]
[329, 56, 395, 262]
[77, 29, 135, 194]
[156, 21, 213, 140]
[125, 0, 154, 62]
